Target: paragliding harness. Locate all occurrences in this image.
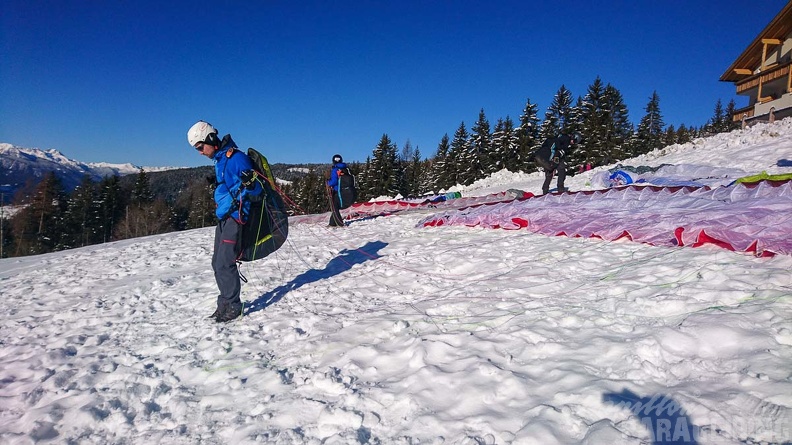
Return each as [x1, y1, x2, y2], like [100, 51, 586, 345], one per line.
[335, 166, 358, 210]
[237, 148, 289, 262]
[534, 138, 561, 171]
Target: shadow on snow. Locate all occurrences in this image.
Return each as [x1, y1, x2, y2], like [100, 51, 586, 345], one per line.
[245, 240, 388, 314]
[603, 389, 699, 445]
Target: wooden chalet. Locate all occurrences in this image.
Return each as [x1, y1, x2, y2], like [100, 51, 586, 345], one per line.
[720, 1, 792, 124]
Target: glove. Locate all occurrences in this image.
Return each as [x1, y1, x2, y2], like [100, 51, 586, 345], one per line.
[552, 157, 560, 164]
[240, 170, 257, 190]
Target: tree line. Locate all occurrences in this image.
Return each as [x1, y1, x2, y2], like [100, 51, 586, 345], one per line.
[1, 78, 738, 258]
[288, 78, 738, 210]
[2, 169, 216, 257]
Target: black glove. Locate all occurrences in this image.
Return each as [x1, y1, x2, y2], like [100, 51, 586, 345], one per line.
[206, 175, 217, 188]
[552, 157, 560, 164]
[241, 170, 257, 190]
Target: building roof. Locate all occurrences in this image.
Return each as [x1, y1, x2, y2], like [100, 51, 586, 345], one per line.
[720, 1, 792, 82]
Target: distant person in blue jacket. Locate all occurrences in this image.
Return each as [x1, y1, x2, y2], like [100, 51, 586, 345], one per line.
[187, 120, 264, 323]
[326, 154, 347, 227]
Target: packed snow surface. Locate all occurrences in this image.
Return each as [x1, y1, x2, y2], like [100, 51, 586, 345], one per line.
[1, 120, 792, 444]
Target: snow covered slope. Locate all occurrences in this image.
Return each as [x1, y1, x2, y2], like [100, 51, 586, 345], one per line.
[0, 121, 791, 444]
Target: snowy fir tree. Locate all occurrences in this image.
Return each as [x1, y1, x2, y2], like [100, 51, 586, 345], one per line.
[631, 91, 665, 156]
[366, 134, 400, 198]
[466, 109, 493, 183]
[60, 175, 101, 250]
[97, 175, 124, 243]
[430, 134, 451, 192]
[491, 116, 518, 173]
[539, 85, 573, 141]
[447, 122, 471, 187]
[516, 97, 540, 172]
[10, 172, 67, 256]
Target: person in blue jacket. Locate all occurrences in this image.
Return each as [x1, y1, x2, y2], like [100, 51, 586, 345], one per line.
[187, 121, 264, 323]
[326, 154, 346, 227]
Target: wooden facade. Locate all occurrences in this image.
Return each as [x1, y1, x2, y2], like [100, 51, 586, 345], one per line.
[720, 2, 792, 123]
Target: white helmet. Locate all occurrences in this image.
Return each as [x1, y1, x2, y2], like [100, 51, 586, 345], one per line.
[187, 120, 218, 147]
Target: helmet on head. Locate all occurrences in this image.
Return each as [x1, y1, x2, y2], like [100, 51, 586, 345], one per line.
[187, 121, 220, 147]
[571, 132, 583, 144]
[332, 154, 343, 164]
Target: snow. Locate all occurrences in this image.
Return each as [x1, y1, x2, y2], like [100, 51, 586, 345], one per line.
[1, 121, 792, 444]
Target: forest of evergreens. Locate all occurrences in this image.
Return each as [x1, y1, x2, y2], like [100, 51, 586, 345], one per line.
[1, 78, 739, 258]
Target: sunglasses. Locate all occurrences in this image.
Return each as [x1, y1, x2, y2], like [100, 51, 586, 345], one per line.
[194, 142, 205, 151]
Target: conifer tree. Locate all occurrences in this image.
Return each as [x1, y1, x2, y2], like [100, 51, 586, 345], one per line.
[577, 77, 608, 168]
[676, 124, 693, 144]
[179, 179, 215, 230]
[97, 175, 125, 243]
[403, 146, 423, 197]
[707, 98, 726, 134]
[417, 158, 434, 196]
[292, 168, 327, 214]
[631, 91, 665, 156]
[467, 109, 493, 182]
[540, 85, 573, 141]
[131, 168, 154, 206]
[447, 122, 470, 187]
[116, 169, 173, 240]
[491, 118, 506, 172]
[11, 172, 67, 256]
[430, 134, 451, 192]
[491, 116, 518, 172]
[663, 125, 677, 147]
[516, 98, 540, 171]
[399, 140, 416, 197]
[725, 99, 739, 132]
[357, 156, 373, 201]
[368, 134, 400, 198]
[601, 83, 632, 164]
[61, 175, 101, 249]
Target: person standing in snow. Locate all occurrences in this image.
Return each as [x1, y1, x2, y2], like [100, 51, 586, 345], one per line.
[187, 120, 264, 323]
[326, 154, 347, 227]
[537, 132, 581, 194]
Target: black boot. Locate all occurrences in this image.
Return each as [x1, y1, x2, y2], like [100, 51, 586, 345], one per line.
[209, 303, 225, 320]
[215, 303, 243, 323]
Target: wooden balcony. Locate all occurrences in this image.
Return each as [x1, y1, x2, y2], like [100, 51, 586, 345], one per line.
[735, 61, 792, 94]
[731, 105, 754, 122]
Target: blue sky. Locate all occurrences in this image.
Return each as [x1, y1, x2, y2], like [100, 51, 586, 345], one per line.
[1, 1, 787, 168]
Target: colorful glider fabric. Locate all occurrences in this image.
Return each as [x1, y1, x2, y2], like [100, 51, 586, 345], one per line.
[290, 190, 534, 226]
[418, 180, 792, 257]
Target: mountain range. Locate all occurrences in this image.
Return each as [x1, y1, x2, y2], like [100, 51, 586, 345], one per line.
[0, 142, 175, 198]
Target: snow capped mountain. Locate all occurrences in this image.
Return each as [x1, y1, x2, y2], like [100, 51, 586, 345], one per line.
[0, 143, 175, 197]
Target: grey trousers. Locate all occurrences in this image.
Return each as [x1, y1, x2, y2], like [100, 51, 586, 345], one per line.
[212, 218, 242, 309]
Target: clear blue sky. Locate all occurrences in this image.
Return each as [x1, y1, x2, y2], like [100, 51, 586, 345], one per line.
[1, 1, 787, 168]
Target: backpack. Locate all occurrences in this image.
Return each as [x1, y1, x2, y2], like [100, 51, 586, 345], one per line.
[336, 167, 358, 210]
[534, 138, 557, 171]
[238, 148, 289, 262]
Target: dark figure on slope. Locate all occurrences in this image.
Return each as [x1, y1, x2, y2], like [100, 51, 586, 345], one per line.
[326, 154, 357, 227]
[187, 121, 264, 323]
[535, 132, 582, 194]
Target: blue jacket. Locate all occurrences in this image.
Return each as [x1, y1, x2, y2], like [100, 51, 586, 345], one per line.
[326, 162, 347, 191]
[213, 135, 264, 222]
